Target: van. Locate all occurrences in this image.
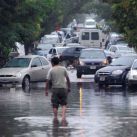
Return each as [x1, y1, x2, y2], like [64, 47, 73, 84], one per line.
[78, 28, 106, 48]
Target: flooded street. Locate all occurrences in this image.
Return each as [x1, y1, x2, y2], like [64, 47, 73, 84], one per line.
[0, 70, 137, 137]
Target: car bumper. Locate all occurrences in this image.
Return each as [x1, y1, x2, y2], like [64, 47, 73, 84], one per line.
[77, 65, 104, 75]
[128, 79, 137, 85]
[95, 74, 123, 85]
[0, 77, 23, 84]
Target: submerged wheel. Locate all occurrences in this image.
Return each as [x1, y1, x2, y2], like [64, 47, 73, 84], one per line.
[22, 76, 30, 89]
[98, 83, 104, 88]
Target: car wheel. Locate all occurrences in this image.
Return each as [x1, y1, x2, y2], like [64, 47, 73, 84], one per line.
[122, 77, 127, 88]
[127, 81, 132, 89]
[22, 76, 30, 89]
[77, 72, 82, 78]
[98, 83, 104, 88]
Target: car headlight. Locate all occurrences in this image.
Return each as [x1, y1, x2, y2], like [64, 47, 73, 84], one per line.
[102, 59, 108, 65]
[15, 72, 22, 77]
[112, 70, 123, 75]
[79, 60, 85, 66]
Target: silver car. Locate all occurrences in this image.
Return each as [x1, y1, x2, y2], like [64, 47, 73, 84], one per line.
[0, 55, 51, 88]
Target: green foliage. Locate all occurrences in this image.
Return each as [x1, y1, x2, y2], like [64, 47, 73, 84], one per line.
[111, 0, 137, 48]
[0, 0, 54, 56]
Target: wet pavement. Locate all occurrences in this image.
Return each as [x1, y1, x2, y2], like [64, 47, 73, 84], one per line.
[0, 70, 137, 137]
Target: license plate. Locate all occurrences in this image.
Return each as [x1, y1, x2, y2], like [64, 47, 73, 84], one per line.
[100, 76, 105, 81]
[90, 66, 96, 69]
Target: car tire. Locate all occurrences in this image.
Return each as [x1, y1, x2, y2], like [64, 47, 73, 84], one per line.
[77, 72, 82, 78]
[127, 81, 132, 89]
[22, 76, 30, 89]
[98, 83, 103, 88]
[122, 77, 127, 88]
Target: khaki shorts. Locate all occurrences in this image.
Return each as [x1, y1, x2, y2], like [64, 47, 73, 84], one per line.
[51, 88, 67, 108]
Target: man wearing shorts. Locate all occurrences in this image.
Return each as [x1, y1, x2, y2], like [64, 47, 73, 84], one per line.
[45, 57, 71, 121]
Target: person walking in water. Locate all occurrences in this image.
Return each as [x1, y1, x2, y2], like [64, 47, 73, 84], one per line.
[45, 57, 71, 122]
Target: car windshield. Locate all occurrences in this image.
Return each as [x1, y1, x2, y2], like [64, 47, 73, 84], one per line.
[86, 21, 96, 26]
[110, 56, 137, 66]
[57, 48, 68, 54]
[80, 50, 106, 59]
[4, 58, 31, 68]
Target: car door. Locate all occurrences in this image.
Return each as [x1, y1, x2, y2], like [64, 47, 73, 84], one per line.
[39, 57, 51, 80]
[30, 57, 43, 81]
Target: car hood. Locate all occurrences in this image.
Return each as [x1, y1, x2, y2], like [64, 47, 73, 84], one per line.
[80, 58, 105, 62]
[0, 68, 28, 75]
[97, 65, 128, 72]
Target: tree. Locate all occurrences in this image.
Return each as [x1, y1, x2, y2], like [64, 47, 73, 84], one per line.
[0, 0, 54, 56]
[110, 0, 137, 48]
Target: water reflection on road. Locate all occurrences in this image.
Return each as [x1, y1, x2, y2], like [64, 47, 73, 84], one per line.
[1, 78, 137, 136]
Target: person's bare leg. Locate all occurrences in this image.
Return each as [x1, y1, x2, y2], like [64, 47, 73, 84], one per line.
[53, 107, 58, 119]
[62, 105, 67, 120]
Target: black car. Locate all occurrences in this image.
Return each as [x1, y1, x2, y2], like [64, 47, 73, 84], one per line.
[76, 48, 109, 78]
[94, 55, 137, 87]
[59, 46, 85, 67]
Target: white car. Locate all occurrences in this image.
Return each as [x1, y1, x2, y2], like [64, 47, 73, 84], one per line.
[108, 44, 136, 58]
[127, 59, 137, 87]
[84, 18, 97, 28]
[0, 55, 51, 88]
[47, 46, 69, 61]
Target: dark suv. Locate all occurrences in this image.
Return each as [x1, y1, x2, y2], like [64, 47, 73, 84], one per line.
[60, 46, 85, 67]
[76, 48, 109, 78]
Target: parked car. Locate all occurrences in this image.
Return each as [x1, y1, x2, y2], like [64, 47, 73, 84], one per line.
[127, 59, 137, 87]
[47, 46, 69, 61]
[60, 46, 85, 67]
[94, 55, 137, 87]
[108, 44, 136, 58]
[76, 48, 109, 78]
[105, 32, 125, 49]
[0, 55, 51, 88]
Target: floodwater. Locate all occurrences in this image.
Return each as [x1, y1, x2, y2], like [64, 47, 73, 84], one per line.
[0, 81, 137, 137]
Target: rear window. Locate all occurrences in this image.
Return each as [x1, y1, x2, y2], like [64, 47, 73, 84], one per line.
[81, 32, 89, 40]
[91, 32, 99, 40]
